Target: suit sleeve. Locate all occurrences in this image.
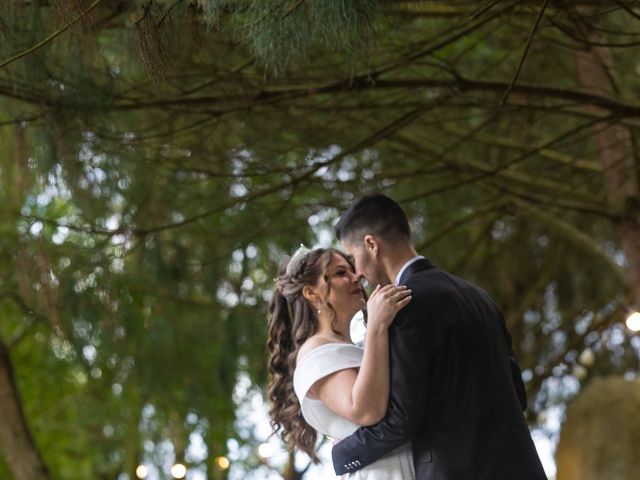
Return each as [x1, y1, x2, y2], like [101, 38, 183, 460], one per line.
[331, 296, 442, 475]
[503, 316, 527, 411]
[510, 355, 527, 411]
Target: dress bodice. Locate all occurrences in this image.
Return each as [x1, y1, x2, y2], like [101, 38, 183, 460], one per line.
[293, 342, 416, 479]
[293, 343, 363, 440]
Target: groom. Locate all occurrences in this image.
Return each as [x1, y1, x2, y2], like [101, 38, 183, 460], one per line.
[332, 194, 547, 479]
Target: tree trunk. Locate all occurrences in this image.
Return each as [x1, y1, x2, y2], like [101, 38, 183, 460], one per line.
[0, 336, 51, 480]
[123, 397, 142, 480]
[283, 450, 306, 480]
[575, 20, 640, 306]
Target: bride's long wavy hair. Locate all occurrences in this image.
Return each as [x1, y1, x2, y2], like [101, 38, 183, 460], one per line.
[267, 247, 354, 462]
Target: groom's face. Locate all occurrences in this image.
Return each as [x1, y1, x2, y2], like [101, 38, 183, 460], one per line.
[341, 239, 387, 288]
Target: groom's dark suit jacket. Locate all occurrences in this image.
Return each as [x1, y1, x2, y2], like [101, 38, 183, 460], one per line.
[332, 259, 547, 479]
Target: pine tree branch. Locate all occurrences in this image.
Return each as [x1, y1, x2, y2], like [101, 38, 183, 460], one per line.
[282, 0, 306, 19]
[415, 200, 509, 251]
[450, 215, 500, 273]
[438, 123, 601, 172]
[511, 199, 627, 284]
[485, 179, 614, 218]
[7, 319, 37, 350]
[134, 1, 153, 26]
[385, 122, 610, 211]
[397, 116, 617, 216]
[386, 1, 633, 16]
[159, 0, 185, 26]
[548, 12, 640, 47]
[392, 143, 612, 218]
[102, 76, 640, 119]
[579, 0, 639, 18]
[364, 79, 640, 117]
[375, 0, 519, 77]
[134, 99, 449, 235]
[470, 0, 503, 20]
[22, 215, 115, 236]
[0, 113, 46, 127]
[614, 0, 640, 20]
[1, 292, 48, 332]
[0, 0, 103, 70]
[527, 302, 625, 402]
[502, 0, 550, 105]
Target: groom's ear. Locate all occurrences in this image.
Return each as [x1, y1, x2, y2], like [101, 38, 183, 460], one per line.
[363, 235, 379, 256]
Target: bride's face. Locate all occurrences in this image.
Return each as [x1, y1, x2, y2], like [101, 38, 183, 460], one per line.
[323, 253, 366, 322]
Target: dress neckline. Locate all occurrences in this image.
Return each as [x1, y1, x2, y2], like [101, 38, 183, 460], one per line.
[297, 341, 362, 364]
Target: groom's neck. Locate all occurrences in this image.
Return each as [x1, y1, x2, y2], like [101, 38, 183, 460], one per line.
[381, 242, 418, 284]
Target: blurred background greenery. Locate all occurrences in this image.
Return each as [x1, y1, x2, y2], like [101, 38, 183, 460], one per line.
[1, 1, 640, 479]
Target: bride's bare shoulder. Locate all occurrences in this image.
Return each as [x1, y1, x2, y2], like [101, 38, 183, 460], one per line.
[297, 335, 342, 362]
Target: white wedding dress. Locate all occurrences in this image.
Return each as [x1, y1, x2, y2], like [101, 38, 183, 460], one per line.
[293, 343, 415, 479]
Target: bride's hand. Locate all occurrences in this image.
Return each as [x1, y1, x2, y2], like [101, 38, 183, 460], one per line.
[366, 284, 412, 330]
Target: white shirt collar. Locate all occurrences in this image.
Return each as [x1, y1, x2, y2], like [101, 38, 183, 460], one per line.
[394, 255, 425, 285]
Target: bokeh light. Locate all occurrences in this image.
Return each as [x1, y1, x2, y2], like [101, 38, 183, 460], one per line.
[215, 456, 230, 470]
[170, 463, 187, 479]
[626, 311, 640, 332]
[135, 465, 148, 479]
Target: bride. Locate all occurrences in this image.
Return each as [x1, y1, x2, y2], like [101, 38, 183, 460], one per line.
[267, 246, 414, 478]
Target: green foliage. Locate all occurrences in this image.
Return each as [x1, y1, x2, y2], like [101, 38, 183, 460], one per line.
[204, 0, 381, 73]
[1, 1, 640, 478]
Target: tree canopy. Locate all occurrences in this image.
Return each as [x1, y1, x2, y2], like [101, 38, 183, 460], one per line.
[1, 1, 639, 479]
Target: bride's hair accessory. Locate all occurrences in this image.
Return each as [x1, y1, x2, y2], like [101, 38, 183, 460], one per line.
[285, 244, 311, 277]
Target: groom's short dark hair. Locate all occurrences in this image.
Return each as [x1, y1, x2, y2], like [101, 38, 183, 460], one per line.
[335, 193, 411, 244]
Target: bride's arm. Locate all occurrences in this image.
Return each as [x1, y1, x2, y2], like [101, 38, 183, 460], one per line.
[310, 285, 411, 426]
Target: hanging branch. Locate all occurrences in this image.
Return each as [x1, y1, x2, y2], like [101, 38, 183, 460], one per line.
[134, 98, 449, 235]
[512, 199, 627, 284]
[470, 0, 502, 20]
[281, 0, 306, 19]
[158, 0, 185, 26]
[0, 0, 102, 70]
[526, 302, 626, 403]
[582, 0, 639, 19]
[614, 0, 640, 21]
[501, 0, 550, 105]
[135, 1, 169, 82]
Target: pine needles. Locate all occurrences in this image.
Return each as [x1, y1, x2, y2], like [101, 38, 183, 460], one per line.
[251, 0, 379, 74]
[136, 3, 170, 84]
[205, 0, 381, 74]
[54, 0, 96, 31]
